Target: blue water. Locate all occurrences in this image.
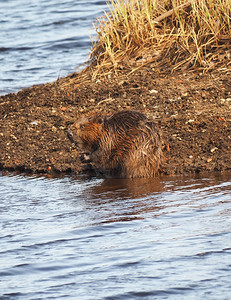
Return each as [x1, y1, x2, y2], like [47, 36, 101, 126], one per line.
[0, 172, 231, 299]
[0, 0, 107, 95]
[1, 1, 231, 299]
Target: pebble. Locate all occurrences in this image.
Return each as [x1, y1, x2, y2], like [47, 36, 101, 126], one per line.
[30, 121, 38, 125]
[201, 92, 207, 98]
[149, 89, 158, 94]
[186, 119, 194, 124]
[210, 147, 218, 153]
[182, 92, 188, 97]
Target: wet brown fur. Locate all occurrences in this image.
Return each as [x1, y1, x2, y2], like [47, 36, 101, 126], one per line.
[68, 110, 163, 178]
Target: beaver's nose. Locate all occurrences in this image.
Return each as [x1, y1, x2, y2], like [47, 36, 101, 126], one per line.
[67, 130, 74, 142]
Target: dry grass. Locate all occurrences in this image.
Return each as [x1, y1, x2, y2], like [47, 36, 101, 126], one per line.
[88, 0, 231, 77]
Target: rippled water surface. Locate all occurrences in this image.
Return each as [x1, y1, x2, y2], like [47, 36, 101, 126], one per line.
[1, 172, 231, 299]
[0, 0, 107, 95]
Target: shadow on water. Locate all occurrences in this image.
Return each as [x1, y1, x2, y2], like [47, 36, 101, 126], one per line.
[88, 176, 165, 198]
[72, 172, 231, 225]
[82, 177, 166, 223]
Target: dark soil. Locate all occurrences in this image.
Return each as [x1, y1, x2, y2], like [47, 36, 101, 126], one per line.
[0, 65, 230, 176]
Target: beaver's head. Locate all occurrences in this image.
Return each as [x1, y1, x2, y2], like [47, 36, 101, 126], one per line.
[67, 114, 104, 153]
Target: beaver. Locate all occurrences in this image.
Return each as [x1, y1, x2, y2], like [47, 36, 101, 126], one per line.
[67, 110, 163, 178]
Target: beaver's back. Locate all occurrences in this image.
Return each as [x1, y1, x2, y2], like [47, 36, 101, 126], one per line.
[104, 110, 146, 130]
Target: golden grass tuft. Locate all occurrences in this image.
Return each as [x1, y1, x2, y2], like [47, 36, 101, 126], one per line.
[89, 0, 231, 76]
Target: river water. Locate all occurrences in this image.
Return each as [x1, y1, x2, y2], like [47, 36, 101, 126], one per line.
[1, 1, 231, 299]
[0, 0, 107, 95]
[1, 172, 231, 299]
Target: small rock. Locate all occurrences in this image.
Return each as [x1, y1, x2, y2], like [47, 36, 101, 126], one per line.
[182, 92, 188, 97]
[201, 92, 207, 98]
[186, 119, 194, 124]
[149, 89, 158, 94]
[10, 134, 17, 140]
[207, 158, 212, 163]
[210, 147, 218, 153]
[30, 121, 38, 125]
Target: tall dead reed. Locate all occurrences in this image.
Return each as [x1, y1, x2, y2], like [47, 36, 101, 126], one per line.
[89, 0, 231, 76]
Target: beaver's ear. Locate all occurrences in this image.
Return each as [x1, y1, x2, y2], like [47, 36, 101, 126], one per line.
[105, 113, 113, 121]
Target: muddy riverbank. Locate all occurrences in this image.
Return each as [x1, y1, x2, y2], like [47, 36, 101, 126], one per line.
[0, 66, 230, 176]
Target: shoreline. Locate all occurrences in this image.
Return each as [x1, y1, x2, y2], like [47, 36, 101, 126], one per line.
[0, 66, 231, 176]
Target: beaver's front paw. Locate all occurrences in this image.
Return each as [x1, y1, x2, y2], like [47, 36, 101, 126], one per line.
[80, 153, 92, 163]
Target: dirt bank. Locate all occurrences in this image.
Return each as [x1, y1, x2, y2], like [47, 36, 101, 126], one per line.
[0, 66, 230, 176]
